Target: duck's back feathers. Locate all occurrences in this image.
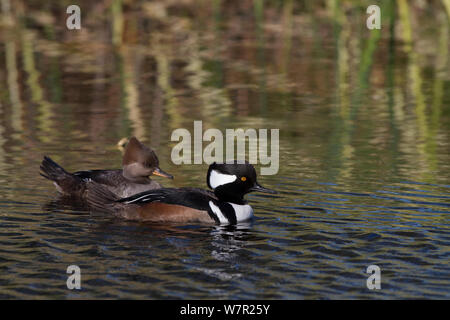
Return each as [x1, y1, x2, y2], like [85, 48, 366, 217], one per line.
[85, 180, 123, 213]
[73, 169, 117, 184]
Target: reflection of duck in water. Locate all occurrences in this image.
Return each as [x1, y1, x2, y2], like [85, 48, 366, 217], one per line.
[39, 137, 173, 200]
[87, 161, 277, 225]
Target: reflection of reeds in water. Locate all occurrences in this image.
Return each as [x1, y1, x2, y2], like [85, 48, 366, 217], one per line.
[275, 0, 293, 93]
[0, 95, 4, 175]
[1, 37, 16, 174]
[154, 43, 182, 130]
[396, 0, 449, 182]
[443, 0, 450, 20]
[332, 0, 350, 119]
[21, 29, 54, 143]
[327, 0, 448, 184]
[184, 35, 232, 124]
[328, 0, 376, 181]
[0, 0, 15, 174]
[254, 0, 267, 115]
[385, 0, 401, 178]
[5, 36, 23, 135]
[426, 12, 448, 177]
[328, 0, 394, 183]
[117, 46, 146, 140]
[111, 0, 147, 141]
[44, 26, 62, 105]
[331, 0, 353, 182]
[177, 3, 229, 125]
[0, 0, 447, 185]
[0, 103, 4, 174]
[398, 0, 428, 180]
[2, 1, 23, 136]
[111, 0, 123, 46]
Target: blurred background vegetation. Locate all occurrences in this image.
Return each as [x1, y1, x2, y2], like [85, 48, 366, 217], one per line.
[0, 0, 449, 186]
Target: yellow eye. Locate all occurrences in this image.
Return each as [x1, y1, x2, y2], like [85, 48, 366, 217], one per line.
[241, 177, 247, 182]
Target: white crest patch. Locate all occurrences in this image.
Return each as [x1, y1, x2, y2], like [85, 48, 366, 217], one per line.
[209, 201, 229, 224]
[229, 203, 253, 222]
[209, 170, 237, 189]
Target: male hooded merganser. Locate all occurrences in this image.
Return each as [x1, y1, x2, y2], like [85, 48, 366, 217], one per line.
[86, 161, 276, 224]
[40, 137, 173, 199]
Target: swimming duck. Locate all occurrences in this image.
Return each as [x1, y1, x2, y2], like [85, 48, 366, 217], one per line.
[40, 137, 173, 199]
[86, 161, 276, 224]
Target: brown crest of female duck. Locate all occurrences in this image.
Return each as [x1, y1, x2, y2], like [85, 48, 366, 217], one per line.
[40, 137, 173, 199]
[86, 161, 277, 225]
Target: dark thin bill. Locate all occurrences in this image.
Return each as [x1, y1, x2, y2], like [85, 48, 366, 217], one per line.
[249, 182, 277, 194]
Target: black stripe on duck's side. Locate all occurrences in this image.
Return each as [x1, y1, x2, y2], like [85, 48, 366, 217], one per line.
[119, 187, 217, 208]
[210, 201, 237, 225]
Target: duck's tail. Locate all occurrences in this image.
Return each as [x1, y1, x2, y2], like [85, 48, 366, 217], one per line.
[40, 156, 83, 195]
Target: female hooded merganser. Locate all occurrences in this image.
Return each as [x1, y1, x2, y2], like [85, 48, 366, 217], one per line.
[86, 161, 276, 224]
[40, 137, 173, 199]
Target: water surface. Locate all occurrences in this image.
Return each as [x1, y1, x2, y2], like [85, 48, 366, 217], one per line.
[0, 1, 449, 299]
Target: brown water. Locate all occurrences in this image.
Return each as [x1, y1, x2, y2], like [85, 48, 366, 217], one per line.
[0, 1, 449, 299]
